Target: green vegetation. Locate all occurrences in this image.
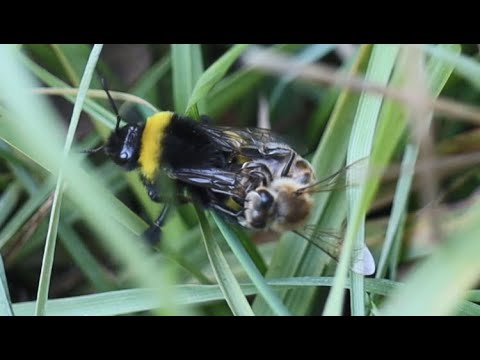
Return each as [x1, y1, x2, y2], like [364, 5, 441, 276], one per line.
[1, 44, 479, 316]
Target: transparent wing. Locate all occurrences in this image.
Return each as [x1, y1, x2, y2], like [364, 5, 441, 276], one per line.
[201, 125, 294, 156]
[297, 157, 370, 194]
[295, 224, 376, 276]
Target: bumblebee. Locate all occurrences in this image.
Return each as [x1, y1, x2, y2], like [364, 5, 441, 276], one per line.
[87, 82, 374, 274]
[85, 82, 287, 241]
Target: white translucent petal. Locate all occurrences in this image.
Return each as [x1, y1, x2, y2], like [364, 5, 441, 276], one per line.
[350, 245, 376, 276]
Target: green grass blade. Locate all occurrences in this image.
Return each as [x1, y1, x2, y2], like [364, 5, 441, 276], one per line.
[0, 255, 13, 316]
[58, 222, 116, 292]
[381, 196, 480, 315]
[332, 44, 399, 316]
[0, 182, 22, 228]
[0, 179, 54, 250]
[375, 144, 418, 279]
[50, 44, 80, 85]
[212, 213, 290, 316]
[421, 44, 480, 89]
[253, 45, 372, 315]
[35, 44, 104, 316]
[195, 205, 254, 316]
[186, 44, 250, 114]
[0, 45, 182, 316]
[12, 277, 479, 316]
[206, 44, 303, 117]
[269, 44, 335, 111]
[129, 55, 171, 98]
[171, 44, 204, 115]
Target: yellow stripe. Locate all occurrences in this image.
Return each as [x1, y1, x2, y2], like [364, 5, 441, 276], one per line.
[138, 111, 174, 181]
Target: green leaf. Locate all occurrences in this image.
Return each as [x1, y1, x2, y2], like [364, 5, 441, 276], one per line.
[0, 182, 22, 228]
[186, 44, 250, 114]
[324, 44, 400, 316]
[35, 44, 104, 316]
[381, 197, 480, 315]
[195, 205, 254, 316]
[212, 213, 290, 316]
[0, 44, 182, 316]
[171, 44, 204, 115]
[253, 45, 373, 315]
[12, 277, 480, 316]
[0, 256, 13, 316]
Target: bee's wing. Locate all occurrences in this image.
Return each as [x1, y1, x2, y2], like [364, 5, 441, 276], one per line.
[169, 167, 237, 189]
[201, 125, 292, 155]
[298, 157, 370, 194]
[295, 225, 375, 276]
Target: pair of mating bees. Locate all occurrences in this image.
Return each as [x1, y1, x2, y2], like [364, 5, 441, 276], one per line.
[86, 83, 375, 276]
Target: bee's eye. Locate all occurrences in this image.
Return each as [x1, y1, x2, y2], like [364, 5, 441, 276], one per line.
[258, 190, 274, 210]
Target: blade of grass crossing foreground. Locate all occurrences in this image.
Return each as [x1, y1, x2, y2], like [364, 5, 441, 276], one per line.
[375, 144, 418, 279]
[344, 44, 399, 316]
[171, 44, 204, 115]
[12, 277, 480, 316]
[0, 45, 181, 316]
[212, 213, 290, 316]
[186, 44, 249, 114]
[0, 255, 13, 316]
[195, 205, 254, 316]
[35, 44, 103, 316]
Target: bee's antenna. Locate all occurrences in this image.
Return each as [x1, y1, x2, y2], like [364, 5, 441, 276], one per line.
[81, 145, 104, 155]
[99, 76, 122, 134]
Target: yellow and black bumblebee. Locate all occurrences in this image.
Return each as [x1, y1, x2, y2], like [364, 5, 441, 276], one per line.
[86, 81, 375, 274]
[86, 81, 285, 242]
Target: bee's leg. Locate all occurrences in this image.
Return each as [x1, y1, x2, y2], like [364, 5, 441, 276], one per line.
[142, 205, 170, 245]
[261, 147, 296, 177]
[141, 176, 191, 204]
[211, 203, 243, 217]
[280, 150, 296, 177]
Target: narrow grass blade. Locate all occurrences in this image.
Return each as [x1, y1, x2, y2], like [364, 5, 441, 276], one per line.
[35, 44, 104, 316]
[327, 44, 399, 316]
[381, 196, 480, 315]
[129, 55, 171, 98]
[195, 205, 254, 316]
[171, 44, 204, 115]
[186, 44, 249, 114]
[421, 44, 480, 90]
[0, 45, 182, 316]
[0, 255, 13, 316]
[212, 213, 290, 316]
[253, 45, 372, 315]
[58, 222, 116, 292]
[0, 182, 22, 228]
[207, 44, 303, 117]
[12, 277, 480, 316]
[0, 179, 54, 250]
[375, 144, 418, 279]
[269, 44, 335, 111]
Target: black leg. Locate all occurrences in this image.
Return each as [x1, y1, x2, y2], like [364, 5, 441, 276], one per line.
[142, 205, 170, 245]
[280, 150, 296, 177]
[141, 176, 192, 204]
[211, 203, 243, 217]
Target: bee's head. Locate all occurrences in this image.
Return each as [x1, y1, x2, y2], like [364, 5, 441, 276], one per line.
[104, 123, 143, 170]
[83, 77, 143, 171]
[241, 178, 313, 233]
